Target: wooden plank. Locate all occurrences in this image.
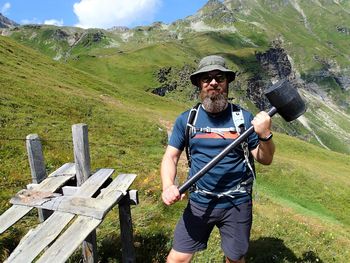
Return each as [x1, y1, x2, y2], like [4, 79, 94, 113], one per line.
[0, 206, 32, 234]
[98, 174, 137, 199]
[4, 212, 74, 263]
[62, 186, 79, 196]
[37, 163, 76, 192]
[36, 216, 101, 263]
[4, 169, 114, 262]
[36, 193, 124, 219]
[95, 174, 137, 219]
[48, 162, 76, 178]
[11, 174, 137, 219]
[76, 168, 114, 196]
[10, 169, 114, 207]
[0, 163, 76, 234]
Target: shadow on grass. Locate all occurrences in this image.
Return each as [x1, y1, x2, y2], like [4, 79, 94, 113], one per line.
[247, 237, 323, 263]
[0, 228, 25, 261]
[98, 233, 170, 263]
[94, 235, 323, 263]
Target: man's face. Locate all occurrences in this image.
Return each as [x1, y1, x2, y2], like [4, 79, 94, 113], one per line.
[198, 70, 229, 113]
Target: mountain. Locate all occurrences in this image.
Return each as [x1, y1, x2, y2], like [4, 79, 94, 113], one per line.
[1, 0, 349, 154]
[0, 13, 18, 28]
[0, 2, 350, 261]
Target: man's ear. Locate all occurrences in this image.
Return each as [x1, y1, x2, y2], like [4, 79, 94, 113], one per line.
[196, 78, 201, 88]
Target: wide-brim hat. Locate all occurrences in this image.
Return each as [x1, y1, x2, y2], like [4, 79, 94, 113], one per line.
[190, 55, 236, 87]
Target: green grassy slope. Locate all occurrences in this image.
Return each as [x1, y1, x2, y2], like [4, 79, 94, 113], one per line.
[0, 35, 186, 259]
[0, 34, 349, 262]
[0, 35, 186, 207]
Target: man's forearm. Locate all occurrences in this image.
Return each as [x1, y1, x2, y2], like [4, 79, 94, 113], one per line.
[161, 156, 178, 190]
[255, 139, 275, 165]
[161, 146, 183, 205]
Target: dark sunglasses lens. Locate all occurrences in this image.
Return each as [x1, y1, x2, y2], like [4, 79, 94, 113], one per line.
[215, 75, 226, 82]
[201, 75, 210, 83]
[200, 74, 226, 83]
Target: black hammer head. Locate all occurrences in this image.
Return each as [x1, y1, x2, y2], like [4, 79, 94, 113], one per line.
[264, 79, 306, 122]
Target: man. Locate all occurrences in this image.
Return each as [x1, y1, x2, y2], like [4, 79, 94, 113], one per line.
[161, 55, 275, 263]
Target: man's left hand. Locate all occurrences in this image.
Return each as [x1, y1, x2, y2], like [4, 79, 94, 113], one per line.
[251, 111, 272, 139]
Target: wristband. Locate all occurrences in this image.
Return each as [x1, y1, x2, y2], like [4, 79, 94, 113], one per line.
[259, 132, 273, 141]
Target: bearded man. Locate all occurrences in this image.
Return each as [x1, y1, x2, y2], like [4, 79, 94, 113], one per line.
[161, 55, 275, 263]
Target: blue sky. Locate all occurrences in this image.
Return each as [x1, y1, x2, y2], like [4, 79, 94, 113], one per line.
[0, 0, 210, 29]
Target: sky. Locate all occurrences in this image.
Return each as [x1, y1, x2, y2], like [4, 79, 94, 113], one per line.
[0, 0, 211, 29]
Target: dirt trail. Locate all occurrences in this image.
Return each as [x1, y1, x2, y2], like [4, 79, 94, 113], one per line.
[158, 118, 189, 184]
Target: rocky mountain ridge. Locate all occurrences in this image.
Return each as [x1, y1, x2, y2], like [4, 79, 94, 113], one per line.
[0, 0, 349, 154]
[0, 13, 18, 28]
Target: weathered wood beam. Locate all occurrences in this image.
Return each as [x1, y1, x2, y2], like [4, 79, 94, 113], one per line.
[36, 216, 101, 263]
[4, 168, 114, 263]
[36, 174, 137, 263]
[72, 123, 96, 263]
[0, 163, 75, 234]
[10, 173, 137, 220]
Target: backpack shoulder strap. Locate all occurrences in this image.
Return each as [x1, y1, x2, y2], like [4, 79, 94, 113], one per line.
[231, 104, 256, 181]
[231, 104, 245, 134]
[185, 103, 201, 167]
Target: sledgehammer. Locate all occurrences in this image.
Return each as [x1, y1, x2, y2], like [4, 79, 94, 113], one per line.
[178, 79, 306, 194]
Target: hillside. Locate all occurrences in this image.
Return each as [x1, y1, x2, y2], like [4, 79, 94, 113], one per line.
[1, 0, 349, 154]
[0, 36, 349, 262]
[0, 35, 184, 207]
[0, 0, 350, 262]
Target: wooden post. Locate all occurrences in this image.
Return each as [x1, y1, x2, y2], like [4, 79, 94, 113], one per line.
[72, 124, 91, 186]
[118, 190, 138, 263]
[26, 134, 52, 221]
[72, 124, 97, 263]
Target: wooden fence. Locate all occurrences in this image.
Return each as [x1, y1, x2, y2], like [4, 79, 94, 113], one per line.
[0, 124, 138, 263]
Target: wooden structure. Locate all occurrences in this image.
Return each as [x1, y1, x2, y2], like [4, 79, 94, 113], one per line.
[0, 124, 138, 263]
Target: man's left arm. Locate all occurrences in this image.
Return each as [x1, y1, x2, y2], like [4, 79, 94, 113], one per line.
[250, 111, 275, 165]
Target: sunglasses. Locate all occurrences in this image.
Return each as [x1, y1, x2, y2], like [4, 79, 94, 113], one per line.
[200, 73, 227, 83]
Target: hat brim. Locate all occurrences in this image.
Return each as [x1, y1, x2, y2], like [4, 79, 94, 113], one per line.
[190, 65, 236, 87]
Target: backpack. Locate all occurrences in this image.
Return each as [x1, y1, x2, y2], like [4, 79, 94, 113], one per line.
[184, 103, 256, 197]
[185, 103, 250, 166]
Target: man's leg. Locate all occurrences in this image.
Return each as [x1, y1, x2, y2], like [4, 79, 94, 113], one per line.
[219, 201, 252, 262]
[170, 201, 214, 262]
[167, 249, 193, 263]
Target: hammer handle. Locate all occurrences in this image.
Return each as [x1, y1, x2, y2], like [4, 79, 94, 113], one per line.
[178, 106, 277, 194]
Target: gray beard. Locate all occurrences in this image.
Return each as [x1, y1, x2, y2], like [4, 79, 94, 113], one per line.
[201, 93, 228, 114]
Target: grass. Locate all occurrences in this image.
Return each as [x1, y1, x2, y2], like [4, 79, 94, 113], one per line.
[0, 35, 182, 208]
[257, 133, 350, 225]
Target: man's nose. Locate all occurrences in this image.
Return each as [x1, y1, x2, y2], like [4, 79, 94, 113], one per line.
[209, 78, 219, 86]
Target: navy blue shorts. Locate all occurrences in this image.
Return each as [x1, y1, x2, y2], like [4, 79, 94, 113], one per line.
[172, 200, 252, 260]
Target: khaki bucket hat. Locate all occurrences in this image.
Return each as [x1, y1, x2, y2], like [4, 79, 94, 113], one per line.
[190, 55, 236, 87]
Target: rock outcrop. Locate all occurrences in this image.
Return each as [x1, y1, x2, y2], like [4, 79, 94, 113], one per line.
[0, 13, 18, 28]
[247, 45, 299, 110]
[151, 65, 197, 99]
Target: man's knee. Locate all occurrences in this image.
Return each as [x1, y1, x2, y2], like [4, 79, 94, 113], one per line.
[226, 256, 245, 263]
[167, 249, 193, 263]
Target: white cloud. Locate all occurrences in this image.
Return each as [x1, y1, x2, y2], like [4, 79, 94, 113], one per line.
[1, 2, 11, 14]
[21, 18, 41, 25]
[20, 18, 64, 27]
[73, 0, 162, 29]
[44, 19, 64, 26]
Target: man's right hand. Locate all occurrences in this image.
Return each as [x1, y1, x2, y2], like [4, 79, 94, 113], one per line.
[161, 185, 184, 205]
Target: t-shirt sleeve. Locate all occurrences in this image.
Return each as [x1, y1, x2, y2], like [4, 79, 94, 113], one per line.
[168, 112, 187, 151]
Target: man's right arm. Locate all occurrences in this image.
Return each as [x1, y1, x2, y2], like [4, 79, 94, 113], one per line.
[161, 145, 183, 205]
